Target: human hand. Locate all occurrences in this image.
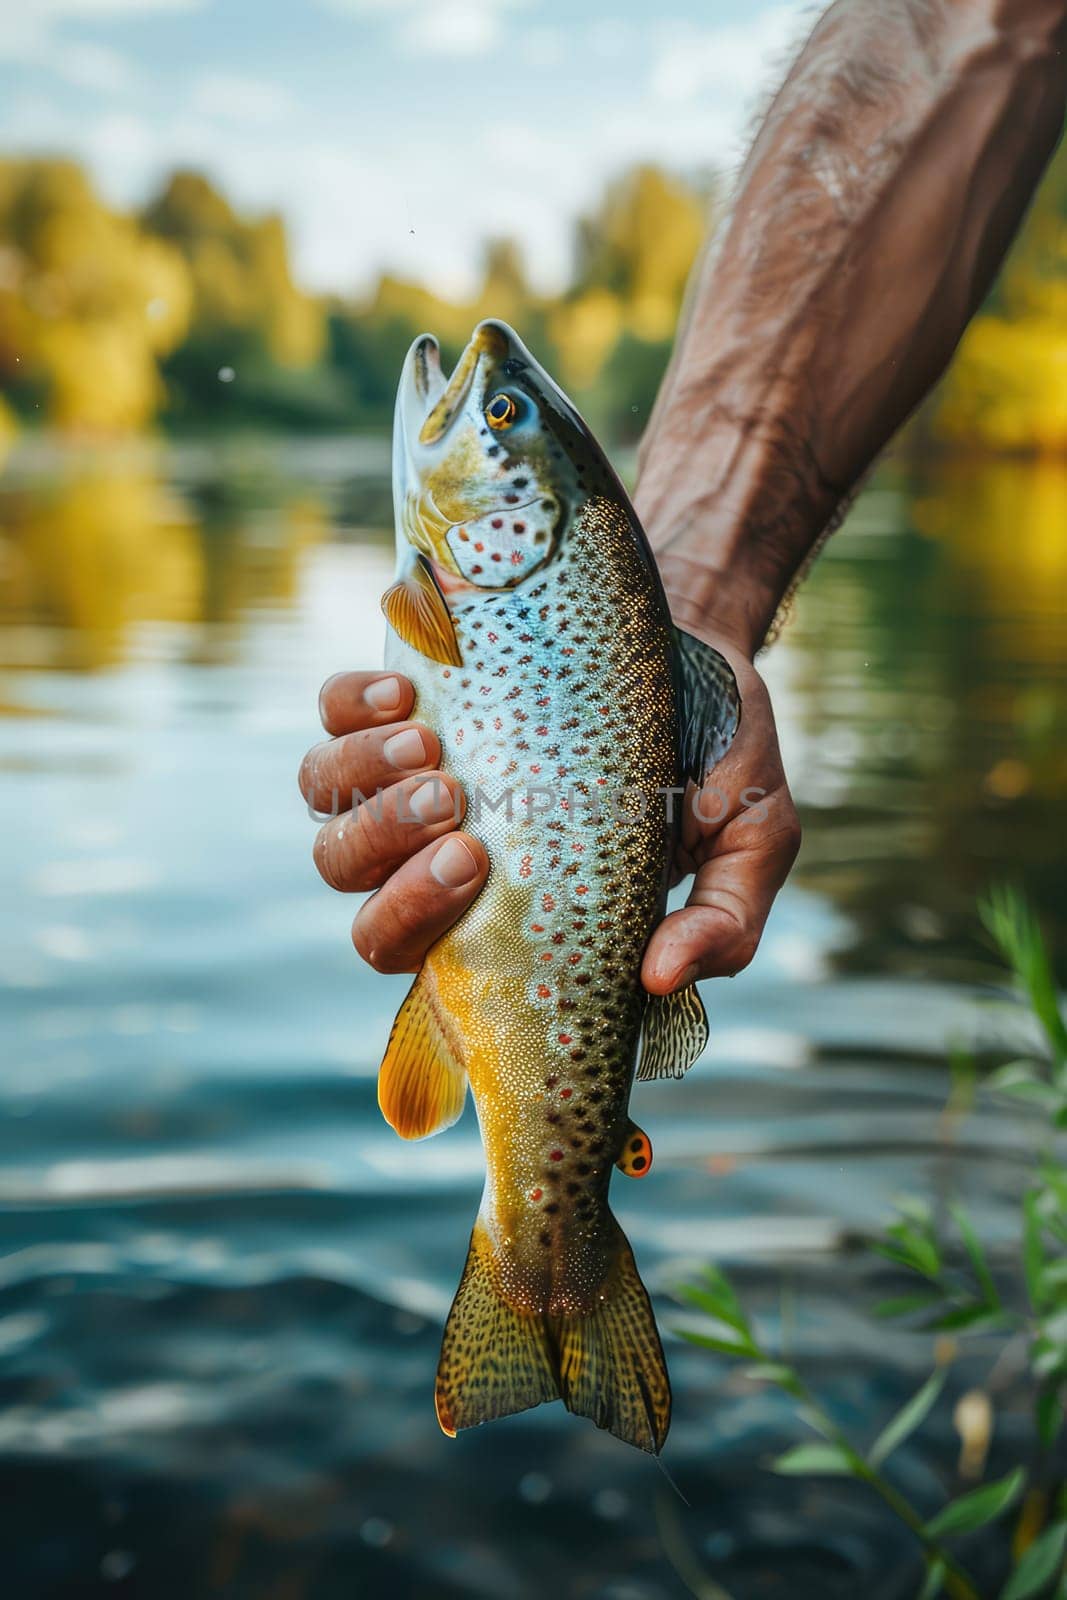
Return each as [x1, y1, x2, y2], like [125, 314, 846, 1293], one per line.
[299, 671, 488, 972]
[640, 635, 801, 995]
[302, 644, 797, 992]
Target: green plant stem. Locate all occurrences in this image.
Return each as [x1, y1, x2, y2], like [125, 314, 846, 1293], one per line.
[783, 1381, 981, 1599]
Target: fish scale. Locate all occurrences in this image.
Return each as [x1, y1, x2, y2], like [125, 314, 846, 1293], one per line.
[390, 497, 676, 1317]
[375, 319, 739, 1452]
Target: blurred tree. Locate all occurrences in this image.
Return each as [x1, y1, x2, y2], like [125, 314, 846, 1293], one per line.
[931, 134, 1067, 454]
[550, 165, 709, 389]
[0, 158, 191, 431]
[142, 171, 326, 424]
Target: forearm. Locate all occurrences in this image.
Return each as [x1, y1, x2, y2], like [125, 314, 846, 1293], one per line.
[636, 0, 1067, 655]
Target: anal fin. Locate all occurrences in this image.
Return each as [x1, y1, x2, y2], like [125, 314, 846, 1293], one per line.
[382, 555, 462, 667]
[636, 984, 708, 1081]
[378, 966, 467, 1139]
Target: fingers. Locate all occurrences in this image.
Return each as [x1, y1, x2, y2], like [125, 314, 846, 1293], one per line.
[318, 671, 414, 736]
[352, 833, 489, 974]
[299, 720, 441, 816]
[313, 772, 464, 893]
[642, 794, 801, 992]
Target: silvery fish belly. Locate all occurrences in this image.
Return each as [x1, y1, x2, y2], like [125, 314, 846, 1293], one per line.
[378, 320, 739, 1453]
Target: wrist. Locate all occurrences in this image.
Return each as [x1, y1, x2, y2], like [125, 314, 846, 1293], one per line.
[657, 552, 770, 660]
[636, 399, 840, 657]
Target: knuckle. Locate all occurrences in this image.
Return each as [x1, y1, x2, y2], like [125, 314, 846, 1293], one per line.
[352, 916, 403, 975]
[730, 928, 761, 972]
[317, 674, 342, 730]
[298, 747, 318, 800]
[313, 825, 344, 892]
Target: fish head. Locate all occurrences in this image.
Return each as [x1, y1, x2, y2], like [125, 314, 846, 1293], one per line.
[393, 319, 593, 591]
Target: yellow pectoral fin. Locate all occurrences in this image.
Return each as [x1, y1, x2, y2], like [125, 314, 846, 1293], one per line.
[615, 1119, 653, 1178]
[378, 968, 467, 1140]
[381, 558, 462, 667]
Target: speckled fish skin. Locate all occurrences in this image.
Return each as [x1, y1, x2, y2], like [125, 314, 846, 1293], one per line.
[378, 320, 736, 1453]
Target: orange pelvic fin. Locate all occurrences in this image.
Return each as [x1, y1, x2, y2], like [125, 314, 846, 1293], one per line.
[381, 556, 461, 667]
[615, 1119, 653, 1178]
[378, 968, 467, 1140]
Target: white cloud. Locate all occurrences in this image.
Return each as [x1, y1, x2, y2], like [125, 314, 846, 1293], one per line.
[30, 0, 205, 17]
[191, 71, 296, 125]
[0, 0, 820, 298]
[650, 4, 811, 105]
[318, 0, 531, 59]
[54, 39, 132, 92]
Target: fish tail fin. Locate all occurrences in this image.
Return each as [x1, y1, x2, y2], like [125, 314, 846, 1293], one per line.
[435, 1214, 670, 1454]
[553, 1214, 671, 1453]
[434, 1218, 559, 1438]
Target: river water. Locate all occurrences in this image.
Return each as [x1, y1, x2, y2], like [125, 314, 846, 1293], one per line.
[0, 436, 1064, 1598]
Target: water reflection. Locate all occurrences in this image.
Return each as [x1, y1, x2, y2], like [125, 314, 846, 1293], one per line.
[0, 439, 1063, 1598]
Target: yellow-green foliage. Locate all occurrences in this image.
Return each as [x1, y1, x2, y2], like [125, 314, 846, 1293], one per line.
[1, 137, 1065, 448]
[0, 159, 192, 430]
[143, 171, 323, 370]
[931, 134, 1067, 455]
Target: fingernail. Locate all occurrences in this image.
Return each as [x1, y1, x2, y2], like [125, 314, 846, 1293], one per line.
[430, 836, 479, 888]
[409, 778, 457, 824]
[365, 676, 403, 713]
[383, 727, 428, 769]
[672, 963, 700, 992]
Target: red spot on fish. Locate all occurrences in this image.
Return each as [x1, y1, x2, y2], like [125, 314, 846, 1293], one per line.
[531, 923, 544, 933]
[536, 697, 550, 708]
[541, 952, 553, 962]
[519, 854, 533, 878]
[542, 894, 555, 911]
[560, 1087, 573, 1099]
[491, 552, 502, 562]
[491, 518, 503, 529]
[549, 1149, 564, 1161]
[575, 885, 588, 895]
[442, 669, 451, 678]
[530, 764, 541, 773]
[535, 725, 548, 736]
[473, 541, 484, 552]
[558, 1034, 572, 1045]
[513, 521, 525, 533]
[537, 984, 551, 998]
[561, 647, 574, 655]
[567, 953, 582, 965]
[487, 632, 498, 643]
[457, 528, 469, 541]
[506, 494, 520, 504]
[470, 565, 483, 575]
[596, 777, 607, 786]
[511, 551, 523, 564]
[530, 1188, 543, 1201]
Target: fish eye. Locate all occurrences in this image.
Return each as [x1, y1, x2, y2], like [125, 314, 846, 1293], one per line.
[485, 392, 518, 430]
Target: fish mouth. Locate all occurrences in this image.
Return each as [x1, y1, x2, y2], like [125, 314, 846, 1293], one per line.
[398, 321, 513, 440]
[417, 322, 509, 445]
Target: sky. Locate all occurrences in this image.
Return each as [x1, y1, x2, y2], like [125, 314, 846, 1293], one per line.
[0, 0, 816, 298]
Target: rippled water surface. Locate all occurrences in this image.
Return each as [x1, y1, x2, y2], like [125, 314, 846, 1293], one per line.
[1, 438, 1064, 1599]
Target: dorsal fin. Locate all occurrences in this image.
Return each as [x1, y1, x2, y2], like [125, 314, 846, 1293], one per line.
[382, 556, 462, 667]
[636, 984, 709, 1082]
[378, 968, 467, 1139]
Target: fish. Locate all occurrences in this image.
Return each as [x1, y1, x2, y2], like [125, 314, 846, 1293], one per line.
[378, 320, 739, 1453]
